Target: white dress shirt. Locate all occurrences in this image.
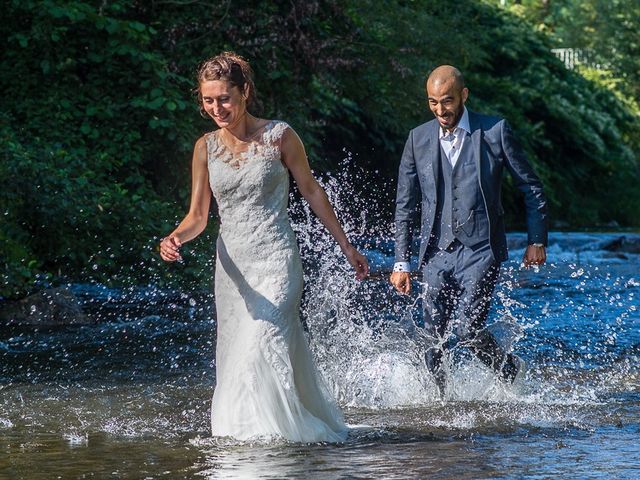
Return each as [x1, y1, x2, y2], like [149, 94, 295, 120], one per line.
[393, 108, 471, 273]
[439, 107, 470, 168]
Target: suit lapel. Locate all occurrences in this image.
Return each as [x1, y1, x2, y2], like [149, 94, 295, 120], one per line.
[469, 110, 483, 179]
[429, 120, 440, 181]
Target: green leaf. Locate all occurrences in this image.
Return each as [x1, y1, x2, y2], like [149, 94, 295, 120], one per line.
[88, 52, 104, 62]
[15, 34, 28, 48]
[147, 97, 165, 109]
[129, 21, 146, 32]
[105, 19, 120, 34]
[48, 6, 65, 19]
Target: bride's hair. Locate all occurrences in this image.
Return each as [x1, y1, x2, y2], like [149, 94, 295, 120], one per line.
[196, 52, 260, 116]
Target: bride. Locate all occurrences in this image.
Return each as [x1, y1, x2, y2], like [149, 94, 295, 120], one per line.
[159, 52, 369, 442]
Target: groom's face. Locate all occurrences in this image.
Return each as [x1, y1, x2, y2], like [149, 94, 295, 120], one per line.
[427, 78, 468, 131]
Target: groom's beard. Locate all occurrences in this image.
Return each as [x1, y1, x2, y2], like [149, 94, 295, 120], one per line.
[441, 107, 464, 133]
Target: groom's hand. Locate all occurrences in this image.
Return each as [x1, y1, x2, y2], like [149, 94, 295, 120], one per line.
[523, 244, 546, 268]
[390, 271, 411, 295]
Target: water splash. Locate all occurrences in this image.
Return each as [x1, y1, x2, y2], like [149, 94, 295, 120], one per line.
[288, 161, 640, 415]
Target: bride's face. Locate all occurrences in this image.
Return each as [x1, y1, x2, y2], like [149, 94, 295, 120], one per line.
[200, 80, 247, 129]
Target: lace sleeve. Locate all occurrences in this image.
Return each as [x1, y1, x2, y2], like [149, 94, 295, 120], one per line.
[264, 121, 290, 148]
[204, 130, 226, 163]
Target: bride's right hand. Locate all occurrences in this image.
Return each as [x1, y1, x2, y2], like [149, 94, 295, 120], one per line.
[159, 235, 183, 262]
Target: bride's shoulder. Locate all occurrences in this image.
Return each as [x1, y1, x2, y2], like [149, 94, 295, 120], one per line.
[194, 130, 222, 161]
[270, 119, 291, 129]
[265, 119, 293, 140]
[194, 134, 208, 151]
[201, 129, 221, 142]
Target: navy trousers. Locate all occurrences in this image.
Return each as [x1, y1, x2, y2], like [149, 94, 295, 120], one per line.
[421, 239, 519, 381]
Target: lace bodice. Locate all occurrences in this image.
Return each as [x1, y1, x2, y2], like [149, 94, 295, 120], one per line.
[206, 120, 291, 239]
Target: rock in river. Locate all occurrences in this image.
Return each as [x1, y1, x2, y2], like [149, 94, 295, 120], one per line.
[0, 287, 91, 326]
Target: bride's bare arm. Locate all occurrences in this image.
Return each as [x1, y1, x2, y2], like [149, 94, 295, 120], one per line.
[281, 128, 369, 279]
[160, 136, 212, 262]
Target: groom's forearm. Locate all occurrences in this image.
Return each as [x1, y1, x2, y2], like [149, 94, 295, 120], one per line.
[394, 178, 419, 265]
[501, 120, 548, 245]
[394, 218, 414, 263]
[394, 133, 420, 265]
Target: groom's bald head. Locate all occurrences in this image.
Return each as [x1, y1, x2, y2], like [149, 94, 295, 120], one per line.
[426, 65, 465, 91]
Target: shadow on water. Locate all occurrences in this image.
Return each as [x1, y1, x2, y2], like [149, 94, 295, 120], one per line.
[1, 166, 639, 478]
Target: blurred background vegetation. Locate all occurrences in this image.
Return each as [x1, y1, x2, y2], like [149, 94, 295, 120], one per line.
[1, 0, 639, 299]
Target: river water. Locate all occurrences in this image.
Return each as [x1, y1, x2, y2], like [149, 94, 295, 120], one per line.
[1, 229, 638, 479]
[1, 159, 639, 480]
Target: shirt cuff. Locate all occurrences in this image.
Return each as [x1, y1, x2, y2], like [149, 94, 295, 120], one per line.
[393, 262, 411, 272]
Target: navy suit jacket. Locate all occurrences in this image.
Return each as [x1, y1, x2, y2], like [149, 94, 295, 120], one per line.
[394, 110, 548, 267]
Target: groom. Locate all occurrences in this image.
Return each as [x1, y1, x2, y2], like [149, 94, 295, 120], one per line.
[390, 65, 547, 394]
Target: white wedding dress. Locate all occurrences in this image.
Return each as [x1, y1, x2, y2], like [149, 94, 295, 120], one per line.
[205, 120, 347, 443]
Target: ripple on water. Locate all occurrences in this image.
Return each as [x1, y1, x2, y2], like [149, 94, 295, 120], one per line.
[0, 161, 639, 477]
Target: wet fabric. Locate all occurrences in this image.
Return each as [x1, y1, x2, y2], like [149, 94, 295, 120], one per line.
[422, 240, 518, 381]
[205, 121, 347, 442]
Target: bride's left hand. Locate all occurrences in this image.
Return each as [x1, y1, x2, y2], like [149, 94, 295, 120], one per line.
[343, 245, 369, 280]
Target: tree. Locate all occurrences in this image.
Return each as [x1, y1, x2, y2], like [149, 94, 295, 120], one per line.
[1, 0, 639, 299]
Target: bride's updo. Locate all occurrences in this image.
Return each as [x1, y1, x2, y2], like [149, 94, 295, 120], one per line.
[196, 52, 259, 115]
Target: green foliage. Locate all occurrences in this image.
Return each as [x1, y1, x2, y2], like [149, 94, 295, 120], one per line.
[495, 0, 640, 105]
[1, 0, 639, 298]
[0, 0, 215, 298]
[487, 0, 640, 224]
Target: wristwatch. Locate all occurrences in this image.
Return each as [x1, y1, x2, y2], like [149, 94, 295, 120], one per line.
[531, 243, 544, 247]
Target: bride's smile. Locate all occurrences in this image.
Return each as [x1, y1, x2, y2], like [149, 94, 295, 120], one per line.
[200, 79, 247, 132]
